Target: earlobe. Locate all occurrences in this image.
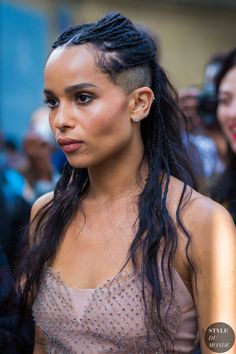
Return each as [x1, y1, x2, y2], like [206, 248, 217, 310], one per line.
[131, 117, 140, 122]
[130, 87, 155, 122]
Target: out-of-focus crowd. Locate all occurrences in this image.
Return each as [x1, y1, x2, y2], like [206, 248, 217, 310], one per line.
[0, 46, 235, 352]
[0, 107, 66, 352]
[179, 48, 236, 223]
[0, 107, 66, 269]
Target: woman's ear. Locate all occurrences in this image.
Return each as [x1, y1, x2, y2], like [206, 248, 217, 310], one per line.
[129, 87, 155, 122]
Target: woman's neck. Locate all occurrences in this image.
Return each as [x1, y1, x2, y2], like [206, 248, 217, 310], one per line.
[87, 142, 147, 202]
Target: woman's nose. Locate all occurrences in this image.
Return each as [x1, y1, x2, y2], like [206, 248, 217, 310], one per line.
[227, 99, 236, 119]
[54, 103, 75, 131]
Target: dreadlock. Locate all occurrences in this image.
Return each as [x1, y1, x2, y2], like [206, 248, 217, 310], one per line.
[19, 12, 197, 351]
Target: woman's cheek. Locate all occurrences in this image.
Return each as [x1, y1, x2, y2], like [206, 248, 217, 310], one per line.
[217, 106, 226, 129]
[84, 112, 122, 136]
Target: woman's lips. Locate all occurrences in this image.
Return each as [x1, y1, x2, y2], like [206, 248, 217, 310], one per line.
[228, 125, 236, 140]
[62, 142, 83, 153]
[57, 137, 83, 153]
[231, 133, 236, 140]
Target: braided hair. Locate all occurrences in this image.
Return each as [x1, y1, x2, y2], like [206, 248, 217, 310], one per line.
[20, 12, 197, 351]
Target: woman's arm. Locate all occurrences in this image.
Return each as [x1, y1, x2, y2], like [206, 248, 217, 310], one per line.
[30, 192, 53, 354]
[191, 202, 236, 353]
[33, 325, 47, 354]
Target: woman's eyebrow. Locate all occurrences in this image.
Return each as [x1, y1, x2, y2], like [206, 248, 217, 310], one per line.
[64, 83, 97, 94]
[218, 89, 231, 95]
[44, 83, 97, 97]
[44, 89, 55, 96]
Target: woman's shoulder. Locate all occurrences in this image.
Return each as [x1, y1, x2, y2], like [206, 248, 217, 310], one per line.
[29, 192, 54, 247]
[31, 191, 54, 221]
[167, 175, 231, 224]
[168, 175, 236, 264]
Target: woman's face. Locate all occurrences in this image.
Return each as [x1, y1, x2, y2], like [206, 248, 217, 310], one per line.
[44, 44, 141, 169]
[217, 66, 236, 153]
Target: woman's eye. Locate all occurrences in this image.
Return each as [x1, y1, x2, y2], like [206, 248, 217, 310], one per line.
[218, 94, 231, 106]
[75, 93, 92, 104]
[218, 98, 229, 106]
[44, 98, 59, 109]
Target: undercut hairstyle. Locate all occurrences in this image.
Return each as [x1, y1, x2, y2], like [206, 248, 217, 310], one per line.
[116, 65, 152, 93]
[19, 12, 197, 352]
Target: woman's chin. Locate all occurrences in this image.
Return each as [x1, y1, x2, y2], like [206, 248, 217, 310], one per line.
[66, 157, 90, 169]
[229, 140, 236, 154]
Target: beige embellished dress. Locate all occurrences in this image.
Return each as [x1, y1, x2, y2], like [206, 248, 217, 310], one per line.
[33, 264, 198, 353]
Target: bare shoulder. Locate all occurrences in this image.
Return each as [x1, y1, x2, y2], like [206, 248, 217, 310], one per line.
[29, 192, 53, 247]
[167, 175, 236, 268]
[31, 191, 54, 221]
[189, 195, 236, 270]
[167, 174, 233, 228]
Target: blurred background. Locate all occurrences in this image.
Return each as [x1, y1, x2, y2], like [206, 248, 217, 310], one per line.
[1, 0, 236, 143]
[0, 3, 235, 350]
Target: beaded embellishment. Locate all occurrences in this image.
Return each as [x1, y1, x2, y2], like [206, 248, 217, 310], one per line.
[33, 266, 183, 353]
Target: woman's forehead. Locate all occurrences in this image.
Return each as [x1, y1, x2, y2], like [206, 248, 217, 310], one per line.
[44, 45, 107, 87]
[220, 66, 236, 92]
[44, 44, 126, 95]
[45, 44, 97, 72]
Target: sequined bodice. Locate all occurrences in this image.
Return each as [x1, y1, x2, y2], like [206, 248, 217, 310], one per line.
[33, 266, 198, 353]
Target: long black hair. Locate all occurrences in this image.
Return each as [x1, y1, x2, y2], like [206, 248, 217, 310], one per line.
[19, 12, 197, 350]
[212, 48, 236, 223]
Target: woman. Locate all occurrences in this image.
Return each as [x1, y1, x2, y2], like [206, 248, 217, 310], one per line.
[19, 13, 236, 353]
[212, 48, 236, 223]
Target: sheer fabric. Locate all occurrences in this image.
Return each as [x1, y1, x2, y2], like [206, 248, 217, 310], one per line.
[33, 264, 198, 353]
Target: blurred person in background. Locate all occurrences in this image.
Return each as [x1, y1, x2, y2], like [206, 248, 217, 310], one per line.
[0, 107, 62, 266]
[197, 53, 227, 168]
[0, 142, 34, 352]
[211, 48, 236, 223]
[179, 54, 227, 189]
[18, 12, 236, 353]
[3, 139, 25, 172]
[0, 245, 34, 353]
[0, 169, 30, 271]
[20, 106, 62, 204]
[0, 108, 60, 351]
[0, 131, 31, 270]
